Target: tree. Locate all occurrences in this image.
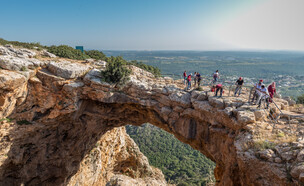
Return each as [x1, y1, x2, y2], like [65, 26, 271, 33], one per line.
[101, 56, 131, 87]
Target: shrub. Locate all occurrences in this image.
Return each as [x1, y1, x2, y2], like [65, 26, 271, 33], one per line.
[20, 66, 28, 71]
[251, 140, 276, 151]
[196, 86, 203, 91]
[47, 45, 90, 60]
[0, 38, 45, 50]
[85, 50, 107, 60]
[297, 94, 304, 104]
[16, 120, 32, 125]
[101, 56, 131, 86]
[0, 118, 12, 122]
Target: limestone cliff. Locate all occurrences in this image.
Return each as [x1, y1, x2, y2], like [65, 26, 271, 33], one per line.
[0, 45, 303, 185]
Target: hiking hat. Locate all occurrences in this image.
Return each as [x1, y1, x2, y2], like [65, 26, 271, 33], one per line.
[259, 79, 263, 82]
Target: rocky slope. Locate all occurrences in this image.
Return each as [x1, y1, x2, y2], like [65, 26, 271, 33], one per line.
[0, 45, 303, 185]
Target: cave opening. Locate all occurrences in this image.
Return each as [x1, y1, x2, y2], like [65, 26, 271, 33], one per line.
[126, 123, 215, 186]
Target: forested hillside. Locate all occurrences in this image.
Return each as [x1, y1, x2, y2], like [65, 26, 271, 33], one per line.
[126, 124, 215, 186]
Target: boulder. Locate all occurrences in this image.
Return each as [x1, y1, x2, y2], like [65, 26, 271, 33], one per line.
[48, 61, 91, 79]
[258, 149, 275, 161]
[297, 149, 304, 162]
[254, 110, 267, 121]
[283, 96, 296, 106]
[0, 55, 42, 71]
[208, 97, 225, 109]
[0, 70, 26, 90]
[0, 45, 36, 58]
[42, 50, 56, 58]
[291, 165, 304, 180]
[94, 60, 107, 68]
[237, 111, 256, 125]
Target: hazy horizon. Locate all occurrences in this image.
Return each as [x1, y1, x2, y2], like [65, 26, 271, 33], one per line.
[1, 0, 304, 51]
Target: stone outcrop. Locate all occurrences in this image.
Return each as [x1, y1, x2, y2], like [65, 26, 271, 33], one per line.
[0, 45, 303, 185]
[67, 127, 167, 186]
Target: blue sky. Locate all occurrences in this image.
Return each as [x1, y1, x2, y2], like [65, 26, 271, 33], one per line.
[1, 0, 303, 50]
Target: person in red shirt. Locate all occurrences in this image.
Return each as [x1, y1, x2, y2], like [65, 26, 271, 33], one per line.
[187, 73, 192, 90]
[268, 82, 276, 102]
[213, 84, 223, 97]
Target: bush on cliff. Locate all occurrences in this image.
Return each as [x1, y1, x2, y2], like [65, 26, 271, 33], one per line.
[0, 38, 45, 50]
[85, 50, 107, 60]
[101, 56, 131, 86]
[297, 94, 304, 104]
[47, 45, 90, 60]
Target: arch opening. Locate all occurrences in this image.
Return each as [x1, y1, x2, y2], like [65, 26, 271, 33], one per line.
[0, 99, 240, 185]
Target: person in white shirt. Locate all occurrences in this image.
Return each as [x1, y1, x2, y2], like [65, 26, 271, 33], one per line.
[213, 70, 219, 83]
[256, 85, 270, 108]
[252, 79, 263, 103]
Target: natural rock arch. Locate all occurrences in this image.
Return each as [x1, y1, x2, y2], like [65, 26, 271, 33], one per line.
[0, 50, 303, 185]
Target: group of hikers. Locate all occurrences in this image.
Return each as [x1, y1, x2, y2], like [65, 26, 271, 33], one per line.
[252, 80, 277, 108]
[182, 70, 277, 108]
[183, 70, 220, 89]
[183, 71, 202, 90]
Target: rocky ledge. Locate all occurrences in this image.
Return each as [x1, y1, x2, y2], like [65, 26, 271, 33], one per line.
[0, 45, 303, 185]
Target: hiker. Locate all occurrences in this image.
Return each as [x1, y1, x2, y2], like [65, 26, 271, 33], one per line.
[234, 77, 244, 97]
[196, 72, 202, 87]
[194, 72, 197, 86]
[183, 70, 187, 85]
[268, 82, 276, 102]
[213, 84, 223, 97]
[256, 85, 269, 108]
[252, 79, 263, 103]
[187, 73, 192, 90]
[213, 70, 219, 83]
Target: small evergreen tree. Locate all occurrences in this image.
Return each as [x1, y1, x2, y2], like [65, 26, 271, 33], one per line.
[101, 56, 131, 87]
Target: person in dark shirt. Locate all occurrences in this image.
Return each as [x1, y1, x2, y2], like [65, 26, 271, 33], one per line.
[183, 70, 187, 85]
[196, 72, 202, 87]
[234, 77, 244, 97]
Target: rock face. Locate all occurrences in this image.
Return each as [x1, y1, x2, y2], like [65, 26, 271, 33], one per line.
[67, 127, 167, 186]
[0, 45, 303, 185]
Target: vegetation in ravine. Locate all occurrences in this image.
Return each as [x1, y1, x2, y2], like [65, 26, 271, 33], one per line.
[126, 124, 215, 186]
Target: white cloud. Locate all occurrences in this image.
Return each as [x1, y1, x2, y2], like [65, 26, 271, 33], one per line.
[213, 0, 304, 51]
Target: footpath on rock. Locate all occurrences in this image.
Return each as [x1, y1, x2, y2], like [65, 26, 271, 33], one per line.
[0, 45, 303, 186]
